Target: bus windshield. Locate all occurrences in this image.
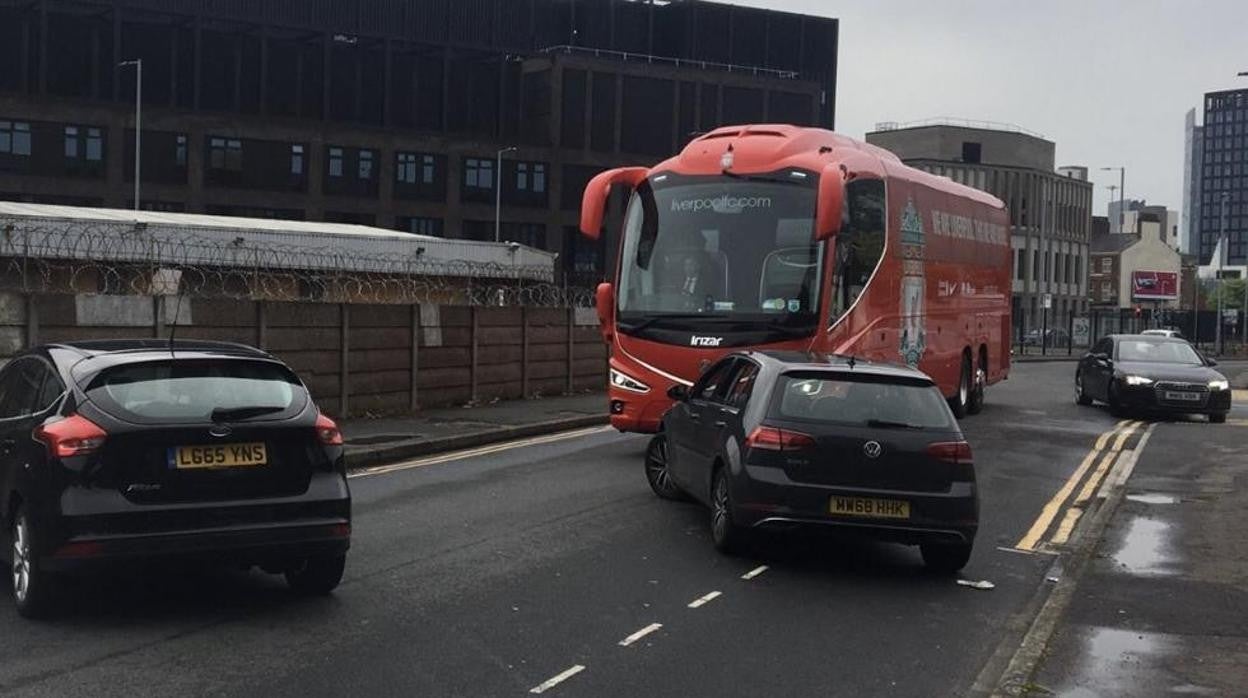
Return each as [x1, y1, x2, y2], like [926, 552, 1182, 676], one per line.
[617, 172, 821, 330]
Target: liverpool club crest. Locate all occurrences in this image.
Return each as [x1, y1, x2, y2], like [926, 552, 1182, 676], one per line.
[898, 197, 926, 368]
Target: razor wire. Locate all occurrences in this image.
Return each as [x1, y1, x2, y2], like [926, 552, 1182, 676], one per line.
[0, 221, 597, 308]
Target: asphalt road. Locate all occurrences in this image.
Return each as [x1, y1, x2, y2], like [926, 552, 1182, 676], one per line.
[0, 362, 1180, 697]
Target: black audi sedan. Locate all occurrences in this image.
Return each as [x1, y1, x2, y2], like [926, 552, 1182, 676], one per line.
[645, 351, 978, 573]
[1, 340, 351, 618]
[1075, 334, 1231, 422]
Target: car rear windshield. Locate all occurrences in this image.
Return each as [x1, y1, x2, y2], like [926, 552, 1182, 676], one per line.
[84, 359, 305, 424]
[770, 373, 956, 430]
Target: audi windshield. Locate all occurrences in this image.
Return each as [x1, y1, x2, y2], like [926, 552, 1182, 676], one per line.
[616, 171, 821, 341]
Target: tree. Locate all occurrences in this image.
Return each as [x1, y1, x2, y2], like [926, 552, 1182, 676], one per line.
[1207, 277, 1247, 311]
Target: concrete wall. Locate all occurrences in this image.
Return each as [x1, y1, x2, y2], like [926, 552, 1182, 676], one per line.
[866, 125, 1056, 171]
[1, 292, 605, 417]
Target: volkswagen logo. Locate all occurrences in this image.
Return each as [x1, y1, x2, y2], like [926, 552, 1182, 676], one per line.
[863, 440, 883, 459]
[208, 424, 233, 438]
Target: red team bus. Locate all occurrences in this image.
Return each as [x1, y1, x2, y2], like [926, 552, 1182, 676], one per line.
[579, 125, 1012, 433]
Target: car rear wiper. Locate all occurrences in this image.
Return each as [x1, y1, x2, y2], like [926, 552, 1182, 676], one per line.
[211, 405, 286, 422]
[865, 419, 923, 430]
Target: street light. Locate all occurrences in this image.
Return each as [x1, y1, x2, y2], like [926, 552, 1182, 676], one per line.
[118, 59, 142, 212]
[1216, 192, 1229, 355]
[1100, 166, 1125, 234]
[494, 146, 517, 243]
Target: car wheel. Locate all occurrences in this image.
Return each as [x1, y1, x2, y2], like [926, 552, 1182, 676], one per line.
[1075, 371, 1093, 406]
[285, 553, 346, 595]
[644, 434, 685, 501]
[11, 506, 56, 619]
[950, 354, 971, 418]
[1210, 412, 1227, 424]
[920, 542, 973, 574]
[709, 467, 744, 555]
[967, 353, 986, 415]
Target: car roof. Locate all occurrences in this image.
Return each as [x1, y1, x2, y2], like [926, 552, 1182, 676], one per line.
[738, 350, 935, 383]
[1108, 333, 1186, 343]
[44, 339, 272, 360]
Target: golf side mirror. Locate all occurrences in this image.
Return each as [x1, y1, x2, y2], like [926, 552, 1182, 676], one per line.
[666, 385, 689, 401]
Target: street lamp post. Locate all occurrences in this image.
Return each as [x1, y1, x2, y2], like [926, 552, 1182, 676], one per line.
[119, 59, 142, 212]
[494, 146, 517, 243]
[1100, 167, 1125, 233]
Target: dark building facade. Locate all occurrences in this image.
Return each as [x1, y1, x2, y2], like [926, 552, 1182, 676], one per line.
[1198, 88, 1248, 267]
[0, 0, 838, 284]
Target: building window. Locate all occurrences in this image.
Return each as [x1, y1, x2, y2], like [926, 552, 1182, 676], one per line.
[422, 155, 435, 184]
[1015, 249, 1025, 280]
[465, 158, 493, 189]
[358, 150, 374, 180]
[399, 216, 443, 237]
[291, 144, 304, 175]
[175, 135, 187, 166]
[328, 147, 344, 178]
[517, 162, 547, 193]
[85, 128, 102, 161]
[1100, 281, 1111, 300]
[1101, 257, 1112, 273]
[0, 121, 32, 155]
[397, 152, 418, 183]
[961, 142, 981, 163]
[209, 137, 242, 171]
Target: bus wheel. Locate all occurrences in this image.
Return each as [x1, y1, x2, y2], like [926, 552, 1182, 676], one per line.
[967, 350, 986, 415]
[950, 353, 971, 419]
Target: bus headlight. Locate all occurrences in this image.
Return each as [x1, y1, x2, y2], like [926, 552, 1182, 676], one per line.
[1209, 379, 1230, 391]
[610, 368, 650, 394]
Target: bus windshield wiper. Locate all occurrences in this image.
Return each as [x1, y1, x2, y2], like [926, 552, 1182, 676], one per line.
[719, 170, 806, 186]
[621, 313, 729, 333]
[865, 419, 923, 430]
[211, 405, 286, 422]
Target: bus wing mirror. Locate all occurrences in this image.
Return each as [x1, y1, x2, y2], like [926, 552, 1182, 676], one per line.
[580, 167, 649, 240]
[595, 282, 615, 343]
[815, 165, 846, 240]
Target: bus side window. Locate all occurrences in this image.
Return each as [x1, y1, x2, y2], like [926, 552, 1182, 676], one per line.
[830, 179, 886, 325]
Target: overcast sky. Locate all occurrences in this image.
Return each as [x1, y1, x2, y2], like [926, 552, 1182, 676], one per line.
[722, 0, 1248, 219]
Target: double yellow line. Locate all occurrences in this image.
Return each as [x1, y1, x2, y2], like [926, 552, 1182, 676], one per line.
[1015, 419, 1143, 552]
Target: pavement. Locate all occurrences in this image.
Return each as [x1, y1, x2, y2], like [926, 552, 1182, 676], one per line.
[2, 363, 1246, 697]
[340, 392, 608, 468]
[1023, 381, 1248, 696]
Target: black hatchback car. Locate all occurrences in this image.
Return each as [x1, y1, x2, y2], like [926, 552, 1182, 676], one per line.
[646, 351, 978, 573]
[1075, 334, 1231, 422]
[1, 340, 351, 618]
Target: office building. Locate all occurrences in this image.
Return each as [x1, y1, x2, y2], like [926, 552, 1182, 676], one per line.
[1181, 107, 1203, 255]
[1196, 88, 1248, 268]
[0, 0, 839, 285]
[865, 121, 1094, 334]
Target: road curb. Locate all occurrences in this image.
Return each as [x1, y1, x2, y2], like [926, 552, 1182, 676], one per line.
[982, 433, 1145, 697]
[1011, 356, 1080, 363]
[344, 414, 610, 470]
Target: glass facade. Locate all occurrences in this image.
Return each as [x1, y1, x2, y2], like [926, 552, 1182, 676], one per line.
[1199, 88, 1248, 265]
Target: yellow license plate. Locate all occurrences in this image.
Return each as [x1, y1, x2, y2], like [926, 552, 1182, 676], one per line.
[169, 443, 267, 470]
[830, 496, 910, 519]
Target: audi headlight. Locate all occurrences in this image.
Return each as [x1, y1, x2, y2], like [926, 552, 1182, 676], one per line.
[610, 368, 650, 394]
[1209, 379, 1230, 391]
[1124, 375, 1154, 386]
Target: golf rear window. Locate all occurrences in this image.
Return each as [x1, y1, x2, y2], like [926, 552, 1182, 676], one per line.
[85, 359, 304, 423]
[771, 373, 955, 429]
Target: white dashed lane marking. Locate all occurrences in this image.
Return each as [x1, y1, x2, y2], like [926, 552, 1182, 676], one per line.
[687, 591, 722, 608]
[529, 665, 586, 694]
[741, 565, 769, 580]
[618, 623, 663, 647]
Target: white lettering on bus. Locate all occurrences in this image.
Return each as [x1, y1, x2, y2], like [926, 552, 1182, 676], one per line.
[929, 210, 1008, 246]
[670, 196, 773, 213]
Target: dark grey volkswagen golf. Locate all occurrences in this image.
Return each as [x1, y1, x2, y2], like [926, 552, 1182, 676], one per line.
[1, 340, 351, 618]
[646, 351, 978, 572]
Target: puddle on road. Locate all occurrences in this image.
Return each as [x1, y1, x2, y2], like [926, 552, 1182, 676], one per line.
[1058, 628, 1172, 698]
[1126, 493, 1179, 505]
[1112, 516, 1177, 576]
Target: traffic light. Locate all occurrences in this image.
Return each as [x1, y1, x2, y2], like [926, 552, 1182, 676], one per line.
[1134, 305, 1142, 318]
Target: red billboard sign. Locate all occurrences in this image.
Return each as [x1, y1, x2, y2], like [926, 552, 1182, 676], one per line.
[1131, 270, 1178, 300]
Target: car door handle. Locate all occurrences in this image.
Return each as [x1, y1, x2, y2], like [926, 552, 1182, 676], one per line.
[689, 413, 701, 422]
[0, 438, 14, 454]
[713, 420, 727, 429]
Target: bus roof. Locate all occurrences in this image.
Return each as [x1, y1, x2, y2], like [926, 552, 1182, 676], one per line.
[652, 124, 1005, 211]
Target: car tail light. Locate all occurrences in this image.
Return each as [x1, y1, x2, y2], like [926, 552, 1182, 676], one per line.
[34, 414, 108, 458]
[926, 441, 973, 465]
[316, 413, 344, 446]
[746, 426, 815, 452]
